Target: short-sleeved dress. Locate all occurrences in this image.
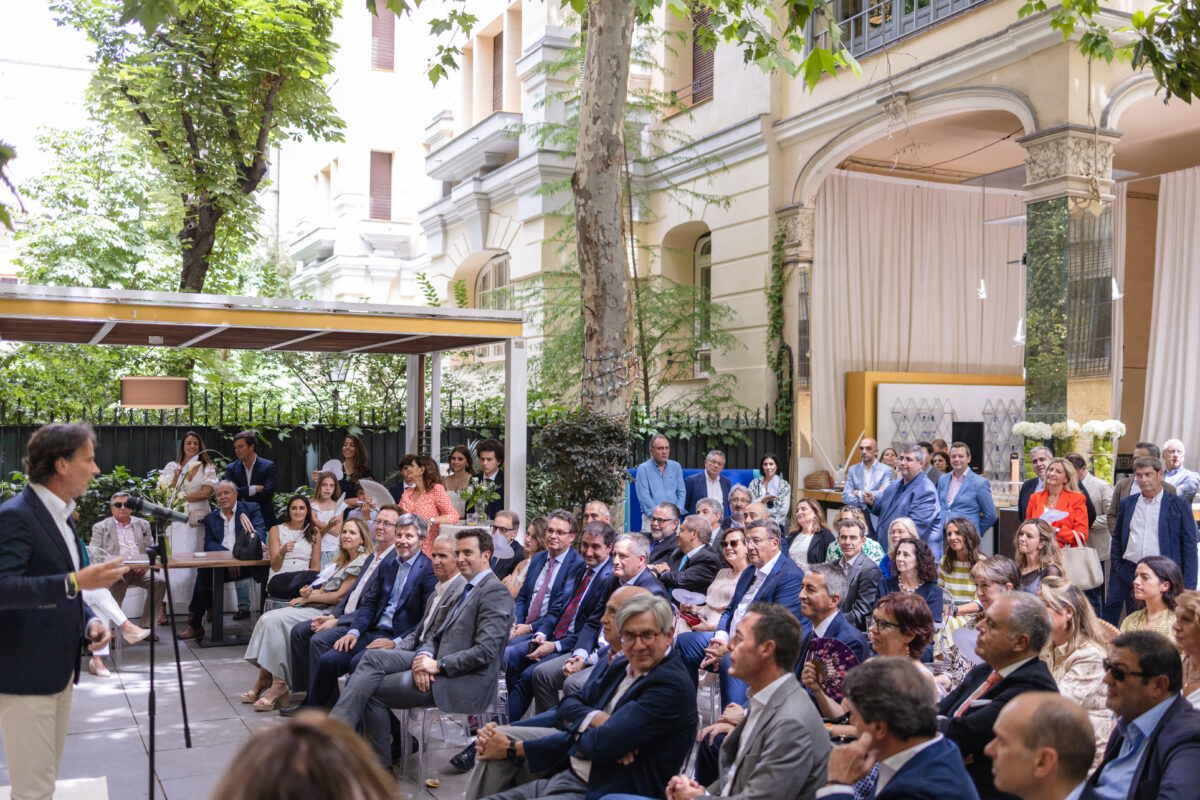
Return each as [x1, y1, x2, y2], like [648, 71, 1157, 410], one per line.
[400, 483, 460, 556]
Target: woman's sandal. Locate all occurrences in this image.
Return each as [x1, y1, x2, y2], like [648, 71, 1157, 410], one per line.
[253, 691, 290, 712]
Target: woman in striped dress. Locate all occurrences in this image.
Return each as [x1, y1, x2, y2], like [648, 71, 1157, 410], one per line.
[939, 517, 985, 618]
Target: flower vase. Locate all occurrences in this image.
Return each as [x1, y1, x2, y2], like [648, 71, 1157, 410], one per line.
[1053, 435, 1076, 459]
[1092, 436, 1115, 484]
[1023, 438, 1041, 480]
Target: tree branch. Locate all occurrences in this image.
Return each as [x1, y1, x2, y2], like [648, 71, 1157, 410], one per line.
[238, 74, 283, 195]
[118, 82, 180, 167]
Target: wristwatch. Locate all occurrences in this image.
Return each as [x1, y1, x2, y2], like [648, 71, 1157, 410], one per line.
[65, 572, 79, 600]
[507, 741, 524, 766]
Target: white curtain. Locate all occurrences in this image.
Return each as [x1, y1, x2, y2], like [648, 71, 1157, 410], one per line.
[1111, 183, 1127, 420]
[811, 170, 1026, 469]
[1141, 166, 1200, 458]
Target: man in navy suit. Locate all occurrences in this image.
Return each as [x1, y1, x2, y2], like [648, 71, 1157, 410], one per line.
[477, 594, 697, 800]
[606, 532, 668, 599]
[677, 518, 808, 707]
[823, 656, 980, 800]
[1089, 631, 1200, 800]
[473, 438, 506, 520]
[987, 692, 1103, 800]
[939, 442, 999, 538]
[0, 423, 127, 799]
[865, 444, 943, 557]
[684, 450, 731, 516]
[938, 592, 1058, 800]
[1105, 456, 1198, 623]
[225, 429, 278, 527]
[306, 508, 435, 707]
[797, 562, 870, 666]
[179, 479, 268, 639]
[648, 514, 721, 595]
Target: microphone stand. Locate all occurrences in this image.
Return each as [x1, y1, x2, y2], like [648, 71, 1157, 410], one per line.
[145, 517, 193, 798]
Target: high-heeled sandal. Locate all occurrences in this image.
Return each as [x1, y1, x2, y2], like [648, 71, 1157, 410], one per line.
[253, 690, 290, 712]
[123, 625, 152, 644]
[241, 673, 272, 704]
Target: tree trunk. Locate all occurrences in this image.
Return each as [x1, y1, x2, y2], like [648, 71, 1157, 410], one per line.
[178, 196, 223, 293]
[574, 0, 637, 420]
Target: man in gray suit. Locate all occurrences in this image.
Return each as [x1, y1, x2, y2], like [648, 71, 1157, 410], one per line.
[331, 527, 515, 767]
[91, 491, 164, 623]
[657, 602, 831, 800]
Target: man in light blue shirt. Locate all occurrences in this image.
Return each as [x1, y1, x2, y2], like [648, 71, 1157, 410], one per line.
[635, 434, 685, 532]
[1162, 439, 1200, 505]
[841, 437, 892, 534]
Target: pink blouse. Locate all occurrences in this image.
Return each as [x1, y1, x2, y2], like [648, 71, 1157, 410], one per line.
[400, 483, 459, 556]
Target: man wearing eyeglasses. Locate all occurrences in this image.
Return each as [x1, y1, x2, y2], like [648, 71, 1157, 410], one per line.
[636, 434, 686, 533]
[91, 491, 164, 626]
[865, 444, 943, 558]
[647, 503, 682, 566]
[1088, 631, 1200, 800]
[490, 510, 525, 581]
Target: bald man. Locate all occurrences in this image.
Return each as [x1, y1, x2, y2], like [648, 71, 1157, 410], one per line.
[985, 693, 1099, 800]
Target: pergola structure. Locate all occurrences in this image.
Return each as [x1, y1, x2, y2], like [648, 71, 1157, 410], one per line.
[0, 284, 529, 518]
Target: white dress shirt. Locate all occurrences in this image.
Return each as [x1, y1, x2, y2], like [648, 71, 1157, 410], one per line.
[812, 610, 839, 638]
[30, 483, 80, 571]
[1125, 489, 1164, 563]
[220, 508, 238, 551]
[706, 474, 725, 503]
[716, 552, 781, 643]
[722, 672, 792, 793]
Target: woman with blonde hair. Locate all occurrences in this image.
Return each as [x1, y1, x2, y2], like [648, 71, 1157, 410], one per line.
[1014, 518, 1064, 593]
[504, 517, 548, 597]
[1037, 576, 1112, 765]
[1025, 457, 1090, 548]
[1172, 590, 1200, 708]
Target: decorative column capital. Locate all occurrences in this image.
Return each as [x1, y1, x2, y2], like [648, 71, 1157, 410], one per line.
[776, 204, 815, 264]
[1017, 124, 1122, 204]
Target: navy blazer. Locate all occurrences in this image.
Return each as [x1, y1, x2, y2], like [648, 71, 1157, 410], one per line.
[202, 502, 268, 551]
[939, 659, 1058, 800]
[0, 486, 96, 694]
[519, 650, 627, 772]
[535, 558, 614, 654]
[684, 471, 731, 515]
[514, 547, 586, 625]
[348, 551, 436, 638]
[225, 457, 278, 526]
[876, 577, 944, 624]
[820, 735, 980, 800]
[611, 566, 670, 600]
[659, 543, 722, 594]
[1111, 492, 1198, 588]
[798, 610, 869, 671]
[326, 549, 393, 621]
[1090, 694, 1200, 800]
[718, 554, 809, 636]
[555, 649, 698, 800]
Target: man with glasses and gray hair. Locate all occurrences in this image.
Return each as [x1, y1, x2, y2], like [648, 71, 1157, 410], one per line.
[490, 510, 524, 581]
[685, 449, 731, 516]
[865, 443, 943, 558]
[91, 490, 164, 624]
[635, 434, 686, 532]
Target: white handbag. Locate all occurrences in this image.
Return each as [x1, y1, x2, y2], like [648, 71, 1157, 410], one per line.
[1061, 531, 1103, 590]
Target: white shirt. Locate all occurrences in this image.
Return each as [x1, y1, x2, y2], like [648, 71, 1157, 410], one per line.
[115, 519, 141, 559]
[723, 672, 793, 793]
[30, 483, 80, 571]
[815, 734, 945, 797]
[220, 507, 238, 551]
[706, 474, 725, 503]
[812, 610, 839, 638]
[242, 456, 259, 494]
[716, 551, 781, 643]
[344, 550, 388, 614]
[1125, 489, 1164, 563]
[946, 470, 968, 505]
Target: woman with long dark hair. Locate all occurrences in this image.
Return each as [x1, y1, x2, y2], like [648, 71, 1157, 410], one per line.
[1120, 554, 1183, 641]
[748, 452, 791, 529]
[158, 430, 217, 621]
[399, 454, 459, 556]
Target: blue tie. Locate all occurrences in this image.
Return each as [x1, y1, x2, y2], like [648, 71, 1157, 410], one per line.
[379, 560, 412, 631]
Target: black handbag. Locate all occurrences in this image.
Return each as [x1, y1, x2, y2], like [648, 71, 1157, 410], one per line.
[232, 512, 263, 561]
[267, 569, 318, 600]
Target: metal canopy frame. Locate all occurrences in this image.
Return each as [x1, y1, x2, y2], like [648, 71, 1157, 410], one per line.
[0, 284, 529, 519]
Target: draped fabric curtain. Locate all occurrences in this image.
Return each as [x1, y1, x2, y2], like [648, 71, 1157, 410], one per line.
[1111, 183, 1128, 420]
[1141, 166, 1200, 457]
[811, 170, 1026, 470]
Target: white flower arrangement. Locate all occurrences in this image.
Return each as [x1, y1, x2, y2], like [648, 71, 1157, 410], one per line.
[1013, 421, 1053, 440]
[1082, 419, 1127, 438]
[1051, 419, 1081, 438]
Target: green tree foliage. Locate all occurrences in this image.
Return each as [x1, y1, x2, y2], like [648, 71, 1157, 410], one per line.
[532, 409, 630, 512]
[53, 0, 345, 292]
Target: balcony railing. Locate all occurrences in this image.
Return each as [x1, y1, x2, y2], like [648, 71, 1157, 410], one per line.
[808, 0, 994, 58]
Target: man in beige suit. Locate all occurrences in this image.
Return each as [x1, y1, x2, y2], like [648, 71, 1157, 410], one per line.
[90, 491, 164, 623]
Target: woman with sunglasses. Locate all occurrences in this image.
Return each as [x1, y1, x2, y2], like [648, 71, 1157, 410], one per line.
[675, 527, 750, 634]
[1120, 555, 1183, 642]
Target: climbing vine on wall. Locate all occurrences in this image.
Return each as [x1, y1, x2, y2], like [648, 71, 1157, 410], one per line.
[767, 226, 793, 437]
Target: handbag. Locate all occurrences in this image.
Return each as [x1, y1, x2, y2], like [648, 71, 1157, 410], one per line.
[267, 569, 318, 600]
[232, 512, 264, 561]
[1061, 531, 1103, 590]
[187, 507, 207, 527]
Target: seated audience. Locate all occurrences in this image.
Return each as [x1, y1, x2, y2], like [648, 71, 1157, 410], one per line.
[720, 485, 752, 530]
[266, 494, 322, 598]
[661, 603, 830, 800]
[81, 584, 151, 678]
[90, 491, 165, 626]
[675, 527, 749, 635]
[1089, 631, 1200, 799]
[243, 521, 367, 710]
[876, 536, 943, 624]
[985, 692, 1100, 800]
[869, 592, 938, 692]
[825, 506, 886, 566]
[798, 563, 870, 718]
[1172, 590, 1200, 707]
[1119, 554, 1182, 642]
[504, 516, 547, 597]
[1015, 518, 1064, 594]
[830, 516, 882, 630]
[309, 471, 346, 567]
[608, 532, 668, 598]
[878, 516, 918, 577]
[476, 594, 696, 800]
[822, 656, 979, 799]
[490, 509, 525, 581]
[209, 711, 398, 800]
[786, 497, 836, 570]
[580, 500, 612, 527]
[647, 502, 682, 565]
[179, 480, 267, 641]
[1036, 576, 1112, 767]
[692, 497, 724, 552]
[940, 517, 987, 618]
[938, 555, 1022, 689]
[508, 510, 584, 650]
[331, 528, 515, 768]
[938, 592, 1058, 800]
[648, 514, 721, 594]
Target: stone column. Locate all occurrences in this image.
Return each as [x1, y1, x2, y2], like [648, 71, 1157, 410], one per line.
[776, 204, 815, 463]
[1018, 125, 1120, 428]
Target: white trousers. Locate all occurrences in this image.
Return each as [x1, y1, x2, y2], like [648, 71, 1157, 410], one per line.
[82, 588, 127, 657]
[0, 680, 73, 800]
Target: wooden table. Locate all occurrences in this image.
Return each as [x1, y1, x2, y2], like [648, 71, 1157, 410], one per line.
[165, 551, 269, 647]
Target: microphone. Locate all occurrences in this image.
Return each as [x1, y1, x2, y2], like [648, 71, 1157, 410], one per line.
[125, 496, 190, 523]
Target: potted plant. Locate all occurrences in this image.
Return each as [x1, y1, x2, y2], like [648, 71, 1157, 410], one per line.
[459, 478, 501, 524]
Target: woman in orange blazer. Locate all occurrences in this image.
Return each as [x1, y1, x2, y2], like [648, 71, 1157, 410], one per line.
[1025, 457, 1090, 548]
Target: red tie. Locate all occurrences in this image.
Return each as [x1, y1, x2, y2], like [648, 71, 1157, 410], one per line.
[553, 569, 594, 640]
[955, 670, 1003, 718]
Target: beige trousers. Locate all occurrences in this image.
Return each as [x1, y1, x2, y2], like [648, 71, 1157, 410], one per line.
[0, 680, 73, 800]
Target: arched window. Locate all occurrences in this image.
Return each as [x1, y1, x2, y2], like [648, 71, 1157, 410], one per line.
[694, 233, 712, 376]
[475, 253, 511, 310]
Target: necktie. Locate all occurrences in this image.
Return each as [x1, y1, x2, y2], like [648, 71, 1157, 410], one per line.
[955, 670, 1003, 718]
[553, 569, 594, 640]
[854, 763, 879, 800]
[679, 552, 690, 570]
[526, 556, 557, 623]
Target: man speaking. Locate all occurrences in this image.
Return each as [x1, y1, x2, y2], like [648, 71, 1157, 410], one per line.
[0, 423, 128, 799]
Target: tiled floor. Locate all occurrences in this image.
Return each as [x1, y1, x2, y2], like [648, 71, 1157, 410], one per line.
[0, 619, 476, 800]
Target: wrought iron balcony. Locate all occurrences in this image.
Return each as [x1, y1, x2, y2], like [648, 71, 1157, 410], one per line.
[808, 0, 996, 58]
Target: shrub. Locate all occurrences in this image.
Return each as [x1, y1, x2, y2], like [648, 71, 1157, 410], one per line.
[532, 410, 630, 514]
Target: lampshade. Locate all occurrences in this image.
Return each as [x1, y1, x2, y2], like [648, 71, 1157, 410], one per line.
[120, 377, 189, 409]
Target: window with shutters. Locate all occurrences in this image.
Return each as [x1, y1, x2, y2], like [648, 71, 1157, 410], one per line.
[368, 151, 392, 220]
[691, 8, 713, 103]
[475, 253, 511, 359]
[370, 2, 395, 70]
[492, 32, 504, 112]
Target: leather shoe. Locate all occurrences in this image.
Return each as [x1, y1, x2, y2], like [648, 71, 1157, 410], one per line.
[88, 659, 111, 678]
[448, 742, 476, 773]
[233, 609, 251, 621]
[178, 626, 204, 641]
[278, 705, 300, 717]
